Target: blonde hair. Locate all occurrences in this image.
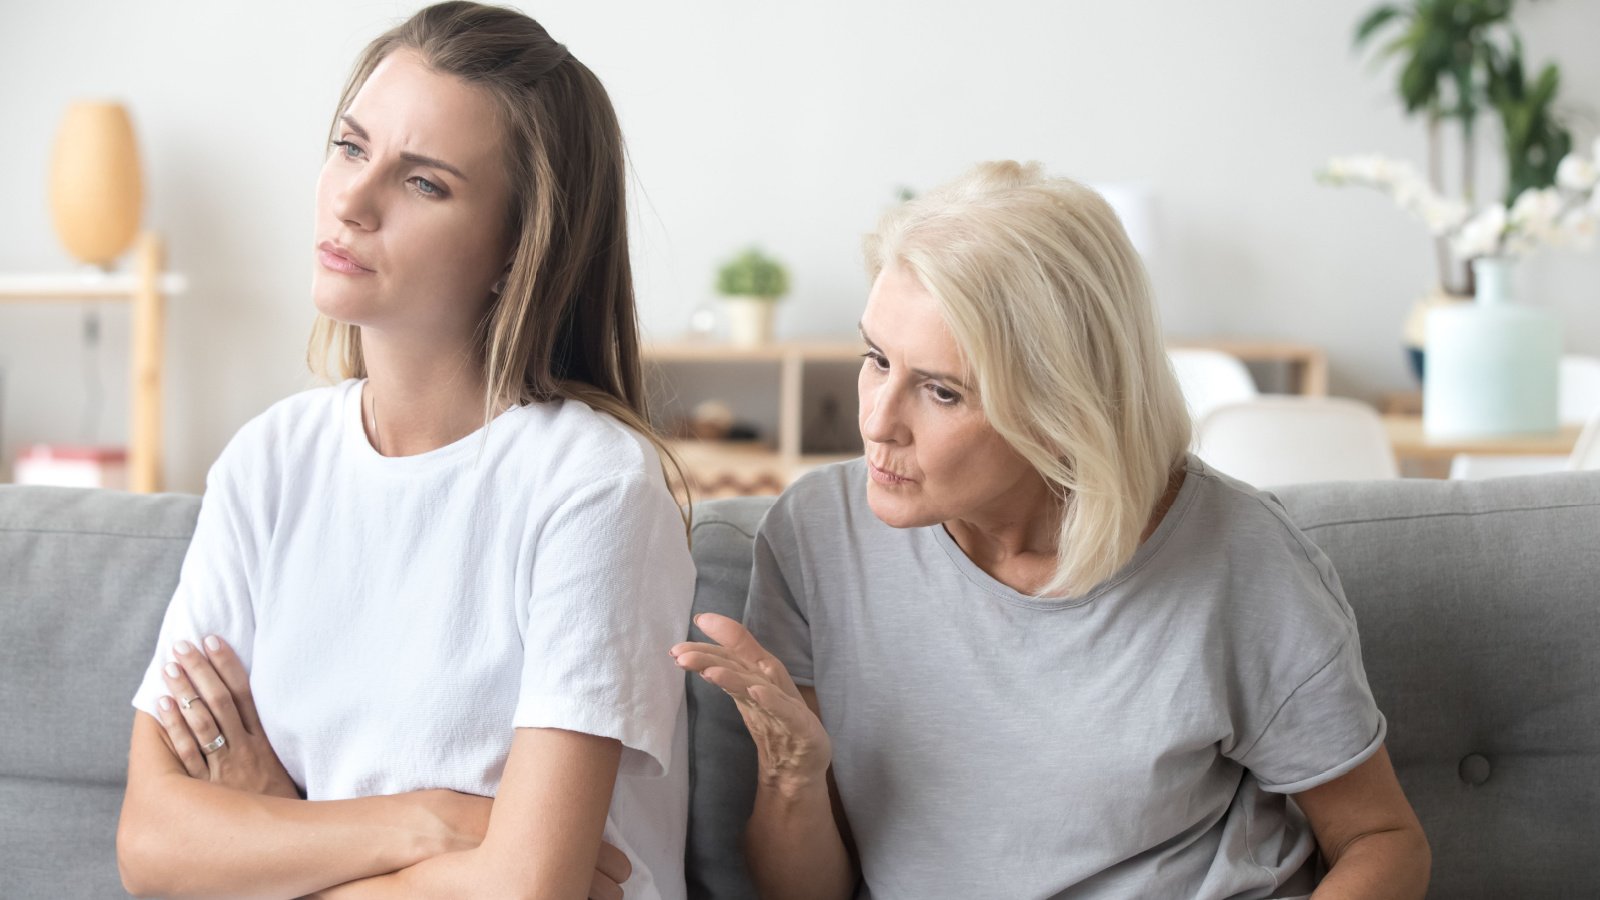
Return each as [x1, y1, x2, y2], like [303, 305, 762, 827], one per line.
[307, 2, 689, 518]
[864, 161, 1191, 598]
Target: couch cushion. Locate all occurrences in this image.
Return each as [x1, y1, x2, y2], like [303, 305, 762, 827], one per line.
[1275, 472, 1600, 899]
[0, 777, 129, 898]
[0, 485, 200, 900]
[684, 498, 770, 900]
[0, 486, 199, 785]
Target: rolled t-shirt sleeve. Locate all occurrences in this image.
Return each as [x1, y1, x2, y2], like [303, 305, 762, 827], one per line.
[741, 502, 815, 686]
[1234, 635, 1388, 794]
[515, 470, 695, 778]
[131, 443, 260, 717]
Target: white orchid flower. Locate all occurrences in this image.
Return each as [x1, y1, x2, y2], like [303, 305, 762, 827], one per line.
[1561, 208, 1598, 251]
[1556, 154, 1599, 193]
[1422, 197, 1470, 233]
[1509, 187, 1565, 247]
[1452, 204, 1509, 260]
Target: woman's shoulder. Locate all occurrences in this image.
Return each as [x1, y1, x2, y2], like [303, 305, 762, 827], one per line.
[1180, 456, 1330, 557]
[761, 456, 872, 538]
[517, 396, 667, 485]
[1173, 456, 1356, 629]
[212, 380, 354, 476]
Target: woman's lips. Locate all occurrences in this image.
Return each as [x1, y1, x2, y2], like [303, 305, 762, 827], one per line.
[868, 460, 914, 486]
[317, 241, 374, 274]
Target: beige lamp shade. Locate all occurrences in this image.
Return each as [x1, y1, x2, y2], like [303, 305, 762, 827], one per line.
[50, 101, 144, 267]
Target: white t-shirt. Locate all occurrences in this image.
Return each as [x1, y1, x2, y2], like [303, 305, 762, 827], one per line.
[133, 378, 695, 900]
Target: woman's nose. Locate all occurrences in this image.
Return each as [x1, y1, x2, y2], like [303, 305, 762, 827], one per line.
[859, 382, 904, 445]
[329, 166, 380, 232]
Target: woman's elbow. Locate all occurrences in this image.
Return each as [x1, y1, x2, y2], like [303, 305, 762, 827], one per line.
[116, 792, 181, 898]
[1406, 824, 1433, 893]
[116, 815, 160, 897]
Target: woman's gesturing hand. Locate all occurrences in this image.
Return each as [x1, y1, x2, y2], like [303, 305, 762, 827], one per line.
[156, 635, 301, 799]
[672, 613, 833, 791]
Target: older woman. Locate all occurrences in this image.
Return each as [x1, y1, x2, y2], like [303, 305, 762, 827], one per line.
[673, 161, 1429, 899]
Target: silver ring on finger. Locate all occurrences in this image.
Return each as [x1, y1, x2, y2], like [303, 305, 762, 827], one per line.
[179, 695, 200, 710]
[201, 734, 226, 754]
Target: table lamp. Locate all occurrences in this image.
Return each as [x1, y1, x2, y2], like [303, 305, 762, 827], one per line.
[49, 101, 144, 268]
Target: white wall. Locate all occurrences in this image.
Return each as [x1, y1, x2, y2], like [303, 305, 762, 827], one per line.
[3, 0, 1597, 492]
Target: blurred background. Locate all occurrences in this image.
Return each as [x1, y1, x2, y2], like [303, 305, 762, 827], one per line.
[2, 0, 1597, 493]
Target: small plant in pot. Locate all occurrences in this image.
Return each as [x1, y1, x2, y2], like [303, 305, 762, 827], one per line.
[715, 247, 789, 346]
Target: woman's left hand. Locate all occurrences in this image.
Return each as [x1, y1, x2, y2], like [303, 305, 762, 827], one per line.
[157, 635, 301, 799]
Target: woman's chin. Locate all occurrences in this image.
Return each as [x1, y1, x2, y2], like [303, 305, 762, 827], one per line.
[310, 279, 376, 326]
[865, 483, 936, 530]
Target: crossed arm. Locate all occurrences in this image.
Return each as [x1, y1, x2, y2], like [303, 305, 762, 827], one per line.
[117, 637, 628, 900]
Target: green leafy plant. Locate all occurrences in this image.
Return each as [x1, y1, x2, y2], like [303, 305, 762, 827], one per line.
[1349, 0, 1572, 291]
[1485, 37, 1573, 204]
[715, 248, 789, 300]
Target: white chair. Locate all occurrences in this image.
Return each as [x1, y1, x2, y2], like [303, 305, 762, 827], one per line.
[1568, 412, 1600, 471]
[1558, 354, 1600, 425]
[1195, 397, 1399, 487]
[1450, 354, 1600, 479]
[1168, 349, 1258, 425]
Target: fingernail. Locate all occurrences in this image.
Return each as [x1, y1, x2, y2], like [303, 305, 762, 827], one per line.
[158, 696, 173, 711]
[204, 635, 221, 652]
[164, 663, 181, 678]
[174, 640, 193, 656]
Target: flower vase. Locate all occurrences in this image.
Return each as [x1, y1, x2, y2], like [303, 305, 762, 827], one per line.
[1422, 257, 1560, 439]
[1402, 289, 1472, 382]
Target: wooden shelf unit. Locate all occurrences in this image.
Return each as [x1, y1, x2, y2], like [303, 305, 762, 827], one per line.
[646, 337, 1327, 496]
[0, 233, 185, 492]
[646, 340, 863, 497]
[1167, 338, 1328, 396]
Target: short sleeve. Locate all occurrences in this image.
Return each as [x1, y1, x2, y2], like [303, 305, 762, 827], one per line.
[131, 441, 261, 717]
[514, 470, 695, 778]
[741, 500, 815, 686]
[1233, 637, 1388, 794]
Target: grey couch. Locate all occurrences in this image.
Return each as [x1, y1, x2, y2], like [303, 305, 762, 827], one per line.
[3, 473, 1598, 898]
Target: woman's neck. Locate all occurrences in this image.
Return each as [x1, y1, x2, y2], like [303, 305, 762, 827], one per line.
[944, 465, 1187, 596]
[358, 334, 497, 457]
[943, 470, 1066, 594]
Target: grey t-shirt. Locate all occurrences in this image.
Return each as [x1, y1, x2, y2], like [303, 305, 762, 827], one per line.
[743, 455, 1386, 900]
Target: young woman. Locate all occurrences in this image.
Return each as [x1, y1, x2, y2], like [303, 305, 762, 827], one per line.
[674, 161, 1431, 899]
[116, 4, 693, 899]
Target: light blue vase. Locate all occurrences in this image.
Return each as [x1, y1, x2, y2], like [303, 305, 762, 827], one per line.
[1423, 257, 1560, 438]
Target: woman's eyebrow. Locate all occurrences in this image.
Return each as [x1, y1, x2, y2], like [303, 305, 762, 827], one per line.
[339, 113, 470, 182]
[858, 321, 971, 390]
[857, 322, 879, 350]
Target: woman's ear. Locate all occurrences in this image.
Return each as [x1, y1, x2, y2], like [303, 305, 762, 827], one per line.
[491, 260, 512, 295]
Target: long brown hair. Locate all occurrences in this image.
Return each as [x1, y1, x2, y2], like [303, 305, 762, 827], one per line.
[308, 1, 688, 515]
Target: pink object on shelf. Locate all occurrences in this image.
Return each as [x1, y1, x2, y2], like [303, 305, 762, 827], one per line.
[14, 444, 130, 490]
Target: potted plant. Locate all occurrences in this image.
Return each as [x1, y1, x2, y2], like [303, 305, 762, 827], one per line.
[715, 247, 789, 347]
[1324, 1, 1599, 438]
[1325, 0, 1585, 380]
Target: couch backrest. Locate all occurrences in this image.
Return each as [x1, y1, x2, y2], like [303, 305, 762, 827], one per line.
[0, 487, 200, 782]
[0, 485, 201, 897]
[1273, 473, 1600, 899]
[5, 475, 1597, 900]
